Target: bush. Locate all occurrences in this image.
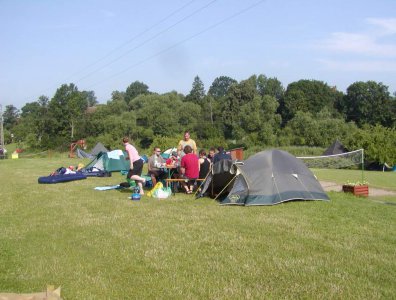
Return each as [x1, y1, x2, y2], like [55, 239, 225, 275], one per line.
[149, 136, 180, 152]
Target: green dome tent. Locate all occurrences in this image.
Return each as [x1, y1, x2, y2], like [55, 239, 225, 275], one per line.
[197, 149, 329, 206]
[84, 150, 130, 172]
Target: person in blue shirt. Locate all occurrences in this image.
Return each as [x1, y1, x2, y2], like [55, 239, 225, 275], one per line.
[213, 146, 231, 163]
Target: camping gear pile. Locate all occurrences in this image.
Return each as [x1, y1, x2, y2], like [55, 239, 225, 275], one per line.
[38, 144, 128, 184]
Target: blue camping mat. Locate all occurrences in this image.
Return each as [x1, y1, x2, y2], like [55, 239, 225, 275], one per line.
[38, 173, 87, 184]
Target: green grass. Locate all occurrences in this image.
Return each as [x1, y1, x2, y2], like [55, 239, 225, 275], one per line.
[312, 168, 396, 191]
[0, 158, 395, 299]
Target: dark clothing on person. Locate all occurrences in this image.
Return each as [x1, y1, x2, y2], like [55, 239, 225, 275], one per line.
[199, 158, 211, 179]
[213, 151, 232, 164]
[127, 159, 144, 179]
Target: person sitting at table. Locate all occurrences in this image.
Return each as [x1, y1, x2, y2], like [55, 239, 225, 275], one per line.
[166, 151, 180, 178]
[180, 145, 199, 194]
[148, 147, 167, 186]
[207, 147, 216, 163]
[198, 149, 211, 179]
[166, 151, 179, 166]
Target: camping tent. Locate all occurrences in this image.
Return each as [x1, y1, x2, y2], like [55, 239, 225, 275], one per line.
[91, 142, 109, 156]
[323, 140, 348, 156]
[84, 150, 130, 172]
[197, 149, 329, 206]
[76, 148, 93, 159]
[77, 142, 109, 159]
[161, 147, 177, 159]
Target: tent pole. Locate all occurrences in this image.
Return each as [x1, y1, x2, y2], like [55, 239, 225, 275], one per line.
[193, 170, 211, 197]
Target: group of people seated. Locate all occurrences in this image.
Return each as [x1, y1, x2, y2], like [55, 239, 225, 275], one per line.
[147, 130, 232, 194]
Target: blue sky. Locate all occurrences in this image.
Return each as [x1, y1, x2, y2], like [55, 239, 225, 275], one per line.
[1, 0, 395, 109]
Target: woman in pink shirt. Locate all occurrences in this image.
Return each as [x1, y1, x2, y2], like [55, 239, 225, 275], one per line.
[123, 137, 145, 195]
[180, 145, 199, 194]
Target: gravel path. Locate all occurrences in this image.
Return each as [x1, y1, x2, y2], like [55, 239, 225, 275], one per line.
[319, 181, 396, 197]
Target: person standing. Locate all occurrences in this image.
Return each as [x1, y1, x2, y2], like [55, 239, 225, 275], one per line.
[123, 137, 145, 195]
[177, 130, 197, 157]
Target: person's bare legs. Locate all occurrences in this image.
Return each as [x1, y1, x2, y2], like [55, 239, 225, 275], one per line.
[181, 181, 190, 193]
[136, 181, 144, 195]
[130, 174, 145, 182]
[130, 175, 145, 195]
[188, 180, 195, 193]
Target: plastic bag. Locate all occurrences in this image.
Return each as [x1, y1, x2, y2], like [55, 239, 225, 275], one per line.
[147, 182, 163, 197]
[153, 187, 172, 199]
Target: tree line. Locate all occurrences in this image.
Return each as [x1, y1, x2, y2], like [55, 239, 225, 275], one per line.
[2, 74, 396, 164]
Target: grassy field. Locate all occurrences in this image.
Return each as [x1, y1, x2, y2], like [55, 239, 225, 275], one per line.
[312, 168, 396, 191]
[0, 158, 395, 299]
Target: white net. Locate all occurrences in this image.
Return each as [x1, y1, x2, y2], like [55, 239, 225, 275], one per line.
[297, 149, 364, 169]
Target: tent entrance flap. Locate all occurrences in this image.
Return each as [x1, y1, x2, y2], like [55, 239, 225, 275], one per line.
[197, 159, 239, 199]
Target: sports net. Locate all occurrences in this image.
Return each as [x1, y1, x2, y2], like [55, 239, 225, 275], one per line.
[297, 149, 364, 169]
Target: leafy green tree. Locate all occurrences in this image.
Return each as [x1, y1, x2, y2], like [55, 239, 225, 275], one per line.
[125, 81, 150, 105]
[195, 95, 224, 144]
[280, 80, 342, 124]
[81, 112, 100, 138]
[129, 92, 200, 144]
[107, 98, 129, 115]
[81, 90, 97, 107]
[208, 76, 237, 99]
[81, 91, 128, 138]
[15, 96, 55, 149]
[339, 81, 393, 127]
[149, 135, 180, 152]
[285, 109, 357, 147]
[256, 74, 284, 100]
[49, 83, 88, 140]
[186, 75, 205, 104]
[220, 79, 256, 139]
[2, 105, 19, 130]
[344, 124, 396, 164]
[239, 94, 281, 146]
[391, 97, 396, 127]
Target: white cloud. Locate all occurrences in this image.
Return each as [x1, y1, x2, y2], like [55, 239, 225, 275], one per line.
[316, 18, 396, 57]
[366, 18, 396, 36]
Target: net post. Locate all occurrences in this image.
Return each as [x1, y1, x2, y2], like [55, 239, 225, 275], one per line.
[361, 149, 365, 183]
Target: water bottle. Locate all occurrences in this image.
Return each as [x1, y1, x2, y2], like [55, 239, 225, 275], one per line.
[131, 186, 141, 201]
